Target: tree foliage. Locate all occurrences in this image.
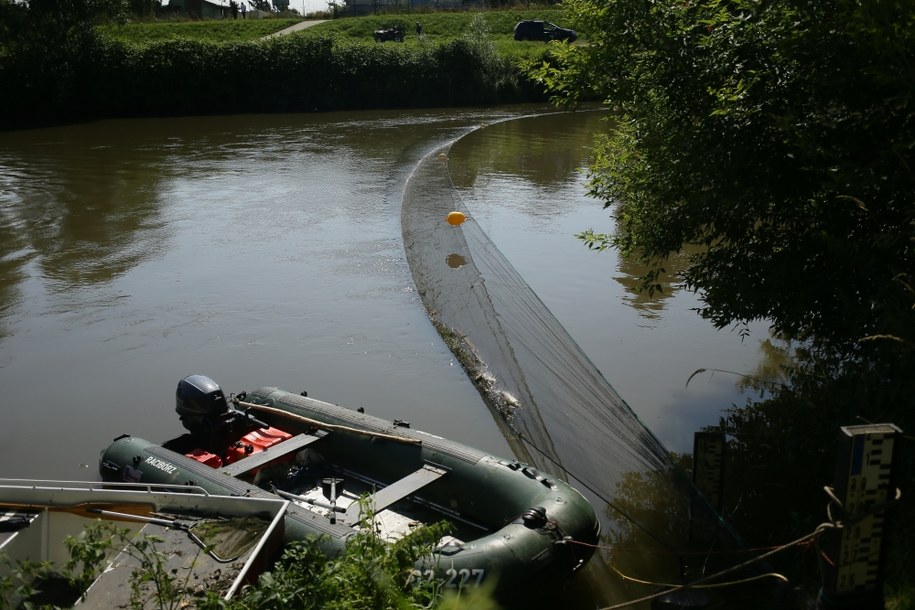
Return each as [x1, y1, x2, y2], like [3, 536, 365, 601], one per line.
[129, 0, 159, 18]
[530, 1, 915, 591]
[534, 0, 914, 368]
[13, 0, 127, 41]
[0, 0, 128, 123]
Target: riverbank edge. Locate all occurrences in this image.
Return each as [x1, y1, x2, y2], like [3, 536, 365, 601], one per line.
[0, 33, 555, 132]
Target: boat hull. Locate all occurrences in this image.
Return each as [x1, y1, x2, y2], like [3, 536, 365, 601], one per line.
[99, 387, 600, 595]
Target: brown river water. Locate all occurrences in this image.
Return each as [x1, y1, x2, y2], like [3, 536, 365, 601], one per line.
[0, 106, 776, 608]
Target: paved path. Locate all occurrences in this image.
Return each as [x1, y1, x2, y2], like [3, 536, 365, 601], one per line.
[265, 19, 327, 38]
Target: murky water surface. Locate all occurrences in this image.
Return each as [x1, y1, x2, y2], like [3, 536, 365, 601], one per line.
[0, 106, 771, 607]
[447, 110, 770, 450]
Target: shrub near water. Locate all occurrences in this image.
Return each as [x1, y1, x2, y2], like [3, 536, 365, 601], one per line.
[0, 11, 562, 128]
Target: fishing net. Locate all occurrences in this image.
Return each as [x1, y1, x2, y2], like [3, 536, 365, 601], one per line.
[401, 120, 751, 601]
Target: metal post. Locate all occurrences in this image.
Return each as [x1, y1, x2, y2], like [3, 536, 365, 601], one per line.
[819, 423, 901, 610]
[688, 431, 725, 548]
[692, 431, 725, 512]
[322, 477, 344, 524]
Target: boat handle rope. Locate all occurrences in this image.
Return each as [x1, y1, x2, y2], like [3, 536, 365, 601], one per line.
[234, 399, 423, 445]
[560, 522, 835, 609]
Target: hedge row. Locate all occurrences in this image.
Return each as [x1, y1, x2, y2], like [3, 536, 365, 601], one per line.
[0, 33, 548, 130]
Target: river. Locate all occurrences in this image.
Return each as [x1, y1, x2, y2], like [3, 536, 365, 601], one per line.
[0, 105, 772, 607]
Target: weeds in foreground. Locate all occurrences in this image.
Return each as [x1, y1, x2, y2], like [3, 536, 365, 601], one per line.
[1, 554, 58, 608]
[63, 519, 122, 596]
[1, 520, 124, 608]
[887, 582, 915, 610]
[3, 508, 500, 609]
[203, 517, 465, 609]
[2, 520, 197, 610]
[67, 520, 190, 609]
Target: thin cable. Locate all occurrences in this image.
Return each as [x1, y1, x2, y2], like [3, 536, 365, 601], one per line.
[609, 563, 789, 588]
[565, 537, 793, 557]
[600, 523, 837, 610]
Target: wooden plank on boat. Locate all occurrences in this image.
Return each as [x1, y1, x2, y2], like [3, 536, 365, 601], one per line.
[345, 463, 447, 523]
[219, 432, 326, 477]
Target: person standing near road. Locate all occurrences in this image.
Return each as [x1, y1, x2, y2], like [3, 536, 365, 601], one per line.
[241, 2, 247, 18]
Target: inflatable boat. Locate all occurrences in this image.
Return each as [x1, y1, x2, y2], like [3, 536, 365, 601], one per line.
[99, 375, 599, 596]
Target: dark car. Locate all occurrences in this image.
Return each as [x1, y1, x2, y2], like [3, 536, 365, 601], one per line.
[513, 20, 577, 43]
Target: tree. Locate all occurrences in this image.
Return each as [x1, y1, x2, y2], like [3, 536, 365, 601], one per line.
[0, 0, 127, 125]
[534, 0, 914, 366]
[19, 0, 127, 28]
[129, 0, 160, 18]
[530, 1, 915, 593]
[2, 0, 127, 61]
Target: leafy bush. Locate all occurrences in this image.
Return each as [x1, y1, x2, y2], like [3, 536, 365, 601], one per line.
[198, 518, 493, 610]
[5, 514, 500, 609]
[0, 9, 558, 128]
[529, 0, 915, 600]
[4, 39, 544, 128]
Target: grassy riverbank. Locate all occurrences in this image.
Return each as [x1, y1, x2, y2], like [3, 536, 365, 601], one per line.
[96, 17, 305, 43]
[95, 9, 568, 49]
[1, 10, 579, 130]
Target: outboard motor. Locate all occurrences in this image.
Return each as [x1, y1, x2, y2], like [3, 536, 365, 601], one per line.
[169, 375, 269, 459]
[175, 374, 267, 455]
[176, 374, 230, 436]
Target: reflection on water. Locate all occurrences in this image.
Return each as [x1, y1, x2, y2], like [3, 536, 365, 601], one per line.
[614, 250, 690, 320]
[447, 111, 772, 454]
[406, 109, 780, 607]
[445, 253, 467, 269]
[403, 115, 760, 607]
[453, 111, 603, 182]
[7, 152, 167, 292]
[0, 109, 529, 486]
[0, 107, 775, 608]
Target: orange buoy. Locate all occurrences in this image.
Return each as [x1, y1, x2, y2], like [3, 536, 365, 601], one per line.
[446, 211, 466, 226]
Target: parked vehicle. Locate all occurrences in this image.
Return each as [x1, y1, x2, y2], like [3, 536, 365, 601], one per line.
[513, 20, 577, 43]
[374, 25, 405, 43]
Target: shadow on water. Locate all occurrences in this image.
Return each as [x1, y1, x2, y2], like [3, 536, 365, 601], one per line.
[402, 112, 783, 609]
